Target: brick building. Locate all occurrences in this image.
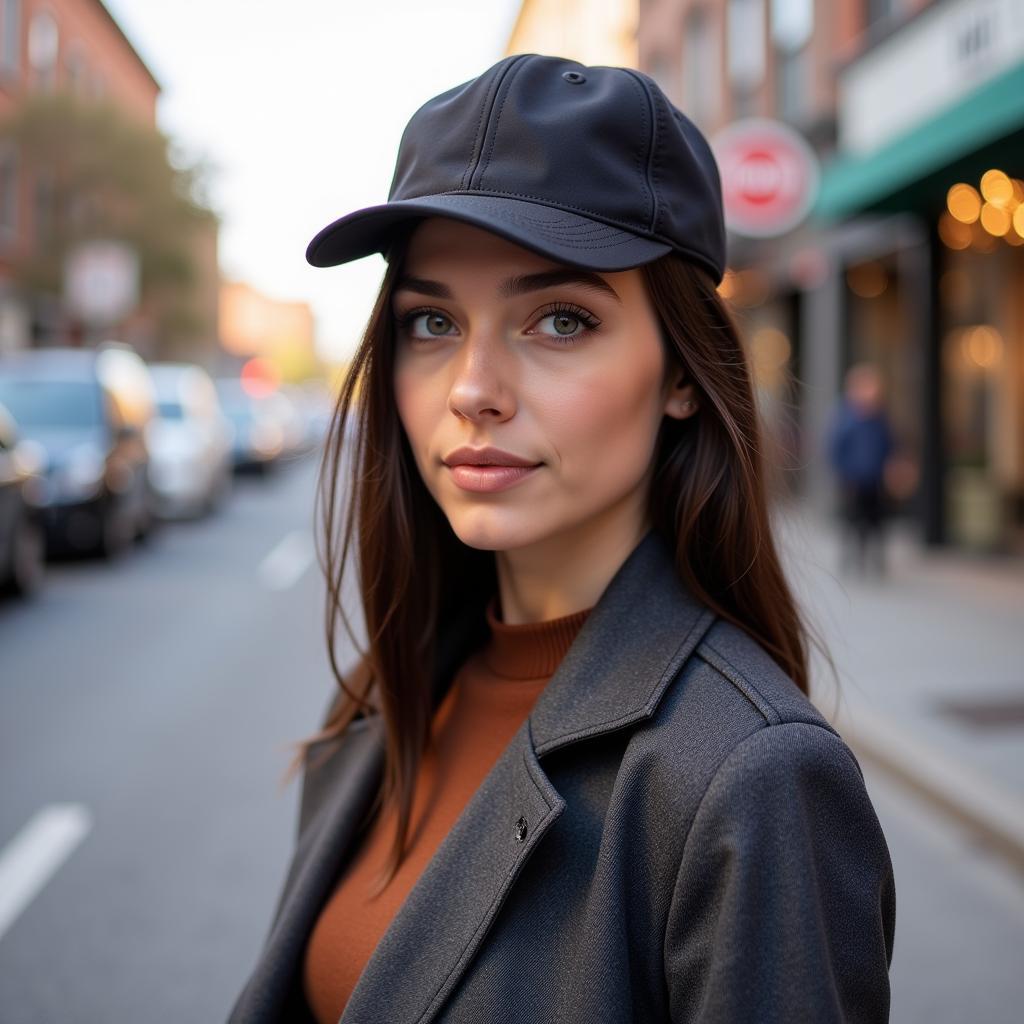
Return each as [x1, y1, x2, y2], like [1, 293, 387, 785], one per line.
[0, 0, 220, 363]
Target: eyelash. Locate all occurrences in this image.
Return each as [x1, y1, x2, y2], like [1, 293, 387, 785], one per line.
[394, 302, 602, 345]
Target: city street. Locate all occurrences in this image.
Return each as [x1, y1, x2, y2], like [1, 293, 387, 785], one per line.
[0, 454, 1021, 1022]
[0, 450, 342, 1022]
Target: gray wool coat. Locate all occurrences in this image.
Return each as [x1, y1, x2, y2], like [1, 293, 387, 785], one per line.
[228, 529, 896, 1023]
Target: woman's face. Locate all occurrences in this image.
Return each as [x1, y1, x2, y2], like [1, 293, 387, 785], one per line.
[392, 218, 697, 553]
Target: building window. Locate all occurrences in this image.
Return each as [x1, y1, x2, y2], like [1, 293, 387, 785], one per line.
[683, 6, 720, 128]
[772, 0, 814, 123]
[776, 47, 810, 122]
[1, 0, 20, 74]
[28, 10, 58, 90]
[0, 144, 17, 240]
[771, 0, 813, 51]
[727, 0, 766, 95]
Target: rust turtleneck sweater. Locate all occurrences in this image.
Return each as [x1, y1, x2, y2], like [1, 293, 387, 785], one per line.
[302, 598, 592, 1024]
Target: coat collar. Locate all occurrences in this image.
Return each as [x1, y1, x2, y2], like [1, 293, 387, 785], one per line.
[241, 529, 717, 1024]
[528, 528, 717, 756]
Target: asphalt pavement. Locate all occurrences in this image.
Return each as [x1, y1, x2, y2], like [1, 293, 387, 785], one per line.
[0, 449, 342, 1023]
[0, 462, 1021, 1022]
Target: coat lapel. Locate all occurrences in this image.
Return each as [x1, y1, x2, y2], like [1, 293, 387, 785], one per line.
[337, 529, 717, 1024]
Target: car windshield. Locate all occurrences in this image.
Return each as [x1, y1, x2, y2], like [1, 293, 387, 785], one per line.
[0, 379, 103, 430]
[157, 400, 185, 421]
[216, 382, 253, 421]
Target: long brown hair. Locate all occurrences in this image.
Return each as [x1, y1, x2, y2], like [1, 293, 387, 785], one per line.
[289, 236, 830, 895]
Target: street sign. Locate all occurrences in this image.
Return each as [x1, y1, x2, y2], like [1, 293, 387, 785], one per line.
[63, 240, 140, 327]
[712, 119, 820, 238]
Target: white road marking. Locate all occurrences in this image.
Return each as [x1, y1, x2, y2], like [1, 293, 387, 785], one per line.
[259, 530, 314, 591]
[0, 804, 92, 941]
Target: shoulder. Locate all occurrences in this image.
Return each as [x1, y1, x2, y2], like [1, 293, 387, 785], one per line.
[656, 615, 849, 757]
[658, 626, 897, 1022]
[636, 615, 869, 835]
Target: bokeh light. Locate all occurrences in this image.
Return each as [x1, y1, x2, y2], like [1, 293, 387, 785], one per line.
[946, 183, 981, 223]
[980, 202, 1011, 236]
[961, 325, 1003, 369]
[980, 169, 1013, 206]
[846, 262, 888, 299]
[938, 212, 972, 249]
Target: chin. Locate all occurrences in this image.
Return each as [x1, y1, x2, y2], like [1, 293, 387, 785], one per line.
[444, 504, 556, 553]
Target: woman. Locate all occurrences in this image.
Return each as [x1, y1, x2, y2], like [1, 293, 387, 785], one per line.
[230, 54, 895, 1023]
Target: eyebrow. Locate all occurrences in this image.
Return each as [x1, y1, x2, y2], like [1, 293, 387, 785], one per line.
[394, 269, 621, 303]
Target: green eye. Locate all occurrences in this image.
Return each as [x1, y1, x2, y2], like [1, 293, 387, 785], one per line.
[398, 310, 456, 340]
[552, 314, 579, 335]
[424, 313, 451, 335]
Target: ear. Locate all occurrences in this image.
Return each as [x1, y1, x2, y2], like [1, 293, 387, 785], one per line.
[663, 369, 700, 421]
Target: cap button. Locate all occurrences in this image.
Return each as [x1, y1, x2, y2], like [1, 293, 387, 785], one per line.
[561, 71, 586, 85]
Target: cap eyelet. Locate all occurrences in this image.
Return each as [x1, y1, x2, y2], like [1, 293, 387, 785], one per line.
[561, 71, 586, 85]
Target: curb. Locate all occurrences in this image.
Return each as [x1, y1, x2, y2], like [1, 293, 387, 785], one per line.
[830, 700, 1024, 874]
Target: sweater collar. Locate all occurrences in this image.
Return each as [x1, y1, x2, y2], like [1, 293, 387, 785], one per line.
[483, 597, 592, 681]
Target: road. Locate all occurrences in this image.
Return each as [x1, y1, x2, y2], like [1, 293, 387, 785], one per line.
[0, 451, 340, 1022]
[0, 455, 1021, 1022]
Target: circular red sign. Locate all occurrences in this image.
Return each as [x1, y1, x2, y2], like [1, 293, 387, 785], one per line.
[712, 119, 820, 238]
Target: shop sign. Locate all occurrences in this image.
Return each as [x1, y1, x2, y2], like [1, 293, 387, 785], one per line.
[840, 0, 1024, 155]
[711, 118, 820, 238]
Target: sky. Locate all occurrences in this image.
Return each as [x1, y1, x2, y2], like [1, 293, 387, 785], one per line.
[103, 0, 523, 363]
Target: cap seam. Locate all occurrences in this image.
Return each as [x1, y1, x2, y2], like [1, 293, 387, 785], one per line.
[466, 56, 527, 192]
[460, 60, 508, 191]
[620, 68, 657, 233]
[477, 56, 531, 188]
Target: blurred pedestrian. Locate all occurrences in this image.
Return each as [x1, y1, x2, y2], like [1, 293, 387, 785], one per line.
[230, 55, 894, 1024]
[827, 363, 896, 577]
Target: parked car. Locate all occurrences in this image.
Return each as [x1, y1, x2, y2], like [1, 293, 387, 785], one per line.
[0, 344, 158, 557]
[146, 363, 233, 518]
[0, 401, 45, 596]
[214, 377, 286, 474]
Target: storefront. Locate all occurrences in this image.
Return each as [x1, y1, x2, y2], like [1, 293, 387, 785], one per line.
[814, 0, 1024, 552]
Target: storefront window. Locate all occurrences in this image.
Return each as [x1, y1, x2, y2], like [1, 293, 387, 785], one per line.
[940, 246, 1024, 552]
[843, 255, 921, 518]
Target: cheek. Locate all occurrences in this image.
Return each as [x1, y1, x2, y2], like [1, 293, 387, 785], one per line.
[533, 350, 665, 486]
[394, 361, 439, 460]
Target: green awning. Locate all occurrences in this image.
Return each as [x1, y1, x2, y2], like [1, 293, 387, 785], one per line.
[815, 60, 1024, 220]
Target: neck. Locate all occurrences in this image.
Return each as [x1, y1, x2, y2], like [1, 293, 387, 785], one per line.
[495, 495, 651, 625]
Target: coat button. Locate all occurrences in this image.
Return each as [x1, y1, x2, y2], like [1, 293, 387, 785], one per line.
[514, 816, 528, 842]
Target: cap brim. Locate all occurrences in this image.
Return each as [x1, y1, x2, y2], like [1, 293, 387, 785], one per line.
[306, 193, 672, 273]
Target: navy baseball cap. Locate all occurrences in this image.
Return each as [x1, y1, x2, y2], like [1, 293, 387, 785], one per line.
[306, 54, 726, 283]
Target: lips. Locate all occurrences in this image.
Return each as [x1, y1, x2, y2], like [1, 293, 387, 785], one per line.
[442, 446, 540, 469]
[442, 447, 542, 494]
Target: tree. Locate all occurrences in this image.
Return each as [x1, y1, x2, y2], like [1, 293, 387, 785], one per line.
[0, 92, 219, 354]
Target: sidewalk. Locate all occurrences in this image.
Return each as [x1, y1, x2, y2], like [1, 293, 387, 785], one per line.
[775, 505, 1024, 869]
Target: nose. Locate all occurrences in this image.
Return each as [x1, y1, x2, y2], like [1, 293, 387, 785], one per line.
[447, 332, 516, 424]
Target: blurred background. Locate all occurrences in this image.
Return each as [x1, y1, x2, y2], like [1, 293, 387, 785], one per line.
[0, 1, 1021, 1021]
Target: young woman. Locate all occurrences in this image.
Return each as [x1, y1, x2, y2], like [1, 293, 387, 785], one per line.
[230, 55, 896, 1024]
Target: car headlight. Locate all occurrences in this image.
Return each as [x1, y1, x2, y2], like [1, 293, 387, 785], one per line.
[61, 445, 106, 494]
[13, 439, 48, 477]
